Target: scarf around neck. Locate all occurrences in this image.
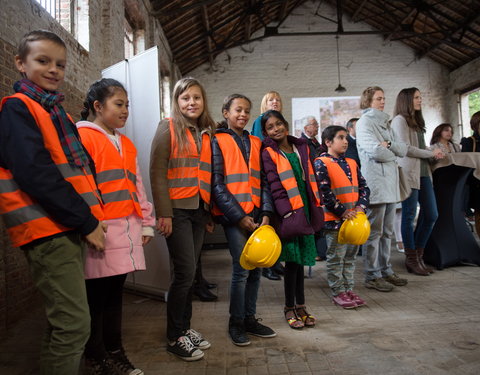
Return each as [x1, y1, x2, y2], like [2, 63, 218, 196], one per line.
[13, 79, 88, 168]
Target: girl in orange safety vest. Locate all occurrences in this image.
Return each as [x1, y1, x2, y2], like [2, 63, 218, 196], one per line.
[261, 110, 324, 329]
[211, 94, 276, 346]
[150, 77, 215, 361]
[78, 78, 155, 374]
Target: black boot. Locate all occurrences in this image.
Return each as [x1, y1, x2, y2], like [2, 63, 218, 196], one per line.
[195, 254, 217, 288]
[272, 261, 285, 276]
[193, 284, 217, 302]
[262, 268, 281, 280]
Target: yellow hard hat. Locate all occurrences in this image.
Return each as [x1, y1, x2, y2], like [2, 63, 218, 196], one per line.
[240, 225, 282, 270]
[338, 211, 371, 245]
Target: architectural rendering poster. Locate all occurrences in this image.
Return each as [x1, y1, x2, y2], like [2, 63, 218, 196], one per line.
[292, 96, 362, 139]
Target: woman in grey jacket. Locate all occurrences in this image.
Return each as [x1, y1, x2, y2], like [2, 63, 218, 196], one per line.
[391, 88, 444, 276]
[356, 86, 409, 292]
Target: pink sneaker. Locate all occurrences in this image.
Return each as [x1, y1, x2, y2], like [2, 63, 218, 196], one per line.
[332, 292, 357, 309]
[347, 290, 366, 307]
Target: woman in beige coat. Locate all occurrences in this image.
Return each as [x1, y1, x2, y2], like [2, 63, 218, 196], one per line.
[391, 87, 444, 276]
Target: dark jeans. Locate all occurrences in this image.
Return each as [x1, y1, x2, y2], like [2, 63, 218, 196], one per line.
[284, 262, 305, 307]
[85, 273, 127, 360]
[223, 224, 261, 320]
[401, 176, 438, 250]
[166, 207, 208, 341]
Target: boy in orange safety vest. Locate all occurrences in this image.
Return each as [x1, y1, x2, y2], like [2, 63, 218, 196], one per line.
[0, 30, 105, 374]
[314, 125, 370, 310]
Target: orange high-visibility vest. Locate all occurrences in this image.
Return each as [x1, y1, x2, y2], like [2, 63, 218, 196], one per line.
[78, 127, 142, 220]
[0, 93, 103, 247]
[318, 156, 359, 221]
[167, 119, 211, 204]
[265, 147, 321, 210]
[212, 133, 261, 216]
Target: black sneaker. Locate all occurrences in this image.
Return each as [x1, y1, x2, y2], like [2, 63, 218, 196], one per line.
[228, 317, 251, 346]
[167, 336, 204, 361]
[108, 348, 144, 375]
[84, 357, 117, 375]
[244, 315, 276, 338]
[185, 328, 211, 350]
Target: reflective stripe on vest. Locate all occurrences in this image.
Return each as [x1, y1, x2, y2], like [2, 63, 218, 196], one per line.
[212, 133, 261, 216]
[317, 156, 359, 221]
[78, 127, 142, 220]
[167, 119, 212, 204]
[265, 147, 321, 211]
[0, 93, 103, 247]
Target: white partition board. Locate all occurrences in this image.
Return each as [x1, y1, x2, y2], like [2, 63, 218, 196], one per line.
[102, 47, 170, 299]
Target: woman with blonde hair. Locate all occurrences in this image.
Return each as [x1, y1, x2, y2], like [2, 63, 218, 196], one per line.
[356, 86, 409, 292]
[251, 91, 282, 140]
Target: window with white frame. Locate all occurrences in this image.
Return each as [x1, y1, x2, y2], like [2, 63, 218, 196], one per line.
[35, 0, 89, 50]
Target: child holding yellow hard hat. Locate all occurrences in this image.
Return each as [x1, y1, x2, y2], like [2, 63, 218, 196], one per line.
[314, 125, 370, 309]
[261, 110, 324, 329]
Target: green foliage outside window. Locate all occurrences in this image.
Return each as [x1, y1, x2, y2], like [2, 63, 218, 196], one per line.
[469, 91, 480, 116]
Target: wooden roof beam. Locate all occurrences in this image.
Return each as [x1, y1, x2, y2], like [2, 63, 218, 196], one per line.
[416, 12, 480, 60]
[201, 5, 215, 68]
[150, 0, 217, 17]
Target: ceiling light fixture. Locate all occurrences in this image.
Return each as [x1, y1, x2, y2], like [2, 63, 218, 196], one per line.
[334, 35, 346, 93]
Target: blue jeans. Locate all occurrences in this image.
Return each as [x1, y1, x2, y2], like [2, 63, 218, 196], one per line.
[401, 176, 438, 250]
[223, 225, 261, 320]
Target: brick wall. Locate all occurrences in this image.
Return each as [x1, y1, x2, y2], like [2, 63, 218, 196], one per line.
[0, 0, 175, 332]
[189, 1, 452, 142]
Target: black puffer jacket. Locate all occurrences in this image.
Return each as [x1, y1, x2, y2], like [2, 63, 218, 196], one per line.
[211, 128, 273, 226]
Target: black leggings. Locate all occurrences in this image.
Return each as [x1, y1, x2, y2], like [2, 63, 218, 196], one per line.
[84, 273, 127, 360]
[283, 262, 305, 307]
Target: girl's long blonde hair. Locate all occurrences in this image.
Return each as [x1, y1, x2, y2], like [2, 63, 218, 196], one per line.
[170, 77, 215, 155]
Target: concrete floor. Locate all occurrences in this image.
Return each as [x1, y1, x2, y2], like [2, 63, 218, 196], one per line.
[1, 249, 480, 375]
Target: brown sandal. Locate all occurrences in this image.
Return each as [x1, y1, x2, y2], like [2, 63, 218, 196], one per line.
[295, 305, 315, 327]
[284, 307, 304, 329]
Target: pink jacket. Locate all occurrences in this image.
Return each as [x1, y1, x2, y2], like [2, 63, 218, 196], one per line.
[77, 121, 155, 279]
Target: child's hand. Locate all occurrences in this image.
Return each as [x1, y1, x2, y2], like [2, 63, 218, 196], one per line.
[142, 236, 152, 246]
[205, 221, 215, 233]
[341, 210, 357, 221]
[101, 221, 108, 233]
[156, 217, 173, 238]
[259, 216, 270, 227]
[239, 216, 257, 232]
[85, 222, 106, 252]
